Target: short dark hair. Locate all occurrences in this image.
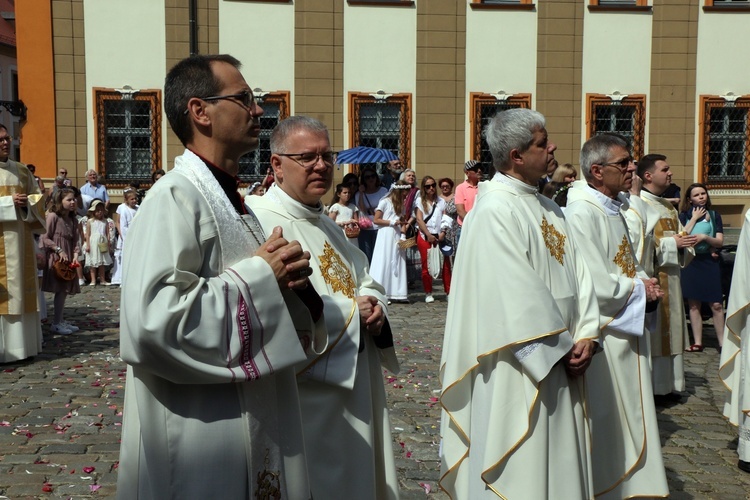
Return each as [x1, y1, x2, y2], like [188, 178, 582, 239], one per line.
[637, 154, 667, 179]
[164, 54, 241, 146]
[151, 169, 166, 184]
[437, 177, 454, 189]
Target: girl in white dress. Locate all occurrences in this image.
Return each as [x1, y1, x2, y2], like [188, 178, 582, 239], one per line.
[370, 181, 411, 303]
[85, 199, 114, 285]
[111, 189, 139, 285]
[328, 183, 359, 245]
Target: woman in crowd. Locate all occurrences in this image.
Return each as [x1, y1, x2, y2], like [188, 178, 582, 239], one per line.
[41, 188, 81, 335]
[438, 177, 457, 258]
[370, 181, 411, 303]
[355, 167, 388, 263]
[415, 176, 451, 303]
[551, 163, 578, 184]
[151, 169, 166, 184]
[679, 183, 725, 352]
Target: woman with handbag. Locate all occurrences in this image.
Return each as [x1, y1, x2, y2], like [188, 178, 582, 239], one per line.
[41, 188, 81, 335]
[415, 176, 451, 303]
[370, 181, 411, 303]
[355, 167, 387, 263]
[679, 183, 725, 352]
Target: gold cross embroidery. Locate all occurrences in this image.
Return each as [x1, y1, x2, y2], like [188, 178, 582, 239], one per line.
[541, 215, 566, 266]
[613, 235, 636, 278]
[319, 241, 356, 298]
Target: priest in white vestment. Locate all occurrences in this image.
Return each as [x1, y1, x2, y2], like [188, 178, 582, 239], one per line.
[440, 109, 600, 499]
[0, 124, 45, 364]
[118, 55, 323, 499]
[636, 154, 696, 396]
[719, 208, 750, 474]
[565, 134, 668, 499]
[247, 116, 400, 500]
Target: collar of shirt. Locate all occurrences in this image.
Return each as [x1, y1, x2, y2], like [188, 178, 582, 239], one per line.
[190, 150, 247, 215]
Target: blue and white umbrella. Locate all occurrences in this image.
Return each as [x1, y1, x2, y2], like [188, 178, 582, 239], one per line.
[335, 146, 398, 165]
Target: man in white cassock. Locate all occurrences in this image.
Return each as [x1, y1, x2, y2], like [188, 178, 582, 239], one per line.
[565, 134, 669, 499]
[0, 124, 46, 363]
[117, 55, 323, 499]
[637, 154, 695, 397]
[719, 209, 750, 474]
[439, 108, 601, 499]
[247, 116, 400, 500]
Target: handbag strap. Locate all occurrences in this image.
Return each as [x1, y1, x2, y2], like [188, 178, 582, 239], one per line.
[423, 200, 438, 224]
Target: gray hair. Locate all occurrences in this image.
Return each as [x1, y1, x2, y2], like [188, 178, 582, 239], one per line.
[484, 108, 546, 170]
[85, 169, 97, 177]
[399, 169, 416, 182]
[270, 116, 330, 154]
[580, 134, 629, 181]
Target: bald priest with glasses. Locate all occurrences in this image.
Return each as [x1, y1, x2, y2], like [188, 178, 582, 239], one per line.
[246, 116, 400, 500]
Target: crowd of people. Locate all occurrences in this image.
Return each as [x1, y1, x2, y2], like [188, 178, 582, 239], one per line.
[1, 52, 749, 498]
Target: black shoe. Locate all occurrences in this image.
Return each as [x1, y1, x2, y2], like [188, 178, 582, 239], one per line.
[739, 460, 750, 473]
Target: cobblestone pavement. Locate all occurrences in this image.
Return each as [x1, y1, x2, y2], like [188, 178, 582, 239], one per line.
[1, 286, 749, 499]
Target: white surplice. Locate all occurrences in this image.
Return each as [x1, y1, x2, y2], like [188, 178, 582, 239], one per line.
[0, 160, 44, 363]
[118, 150, 325, 499]
[719, 209, 750, 463]
[247, 184, 400, 500]
[440, 173, 600, 499]
[639, 190, 693, 395]
[566, 183, 669, 499]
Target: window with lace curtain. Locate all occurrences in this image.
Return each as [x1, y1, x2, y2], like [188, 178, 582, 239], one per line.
[94, 89, 161, 184]
[699, 96, 750, 189]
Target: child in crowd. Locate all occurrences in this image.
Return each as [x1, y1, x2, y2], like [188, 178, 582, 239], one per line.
[111, 189, 139, 286]
[86, 199, 114, 286]
[41, 188, 81, 335]
[328, 183, 359, 244]
[370, 181, 411, 303]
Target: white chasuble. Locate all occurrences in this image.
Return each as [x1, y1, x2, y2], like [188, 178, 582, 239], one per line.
[118, 150, 322, 500]
[440, 174, 600, 499]
[566, 184, 668, 499]
[639, 190, 693, 395]
[719, 209, 750, 462]
[0, 160, 44, 363]
[247, 185, 400, 500]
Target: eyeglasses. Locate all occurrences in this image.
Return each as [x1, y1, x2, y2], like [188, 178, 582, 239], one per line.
[424, 183, 436, 189]
[59, 171, 67, 175]
[0, 136, 11, 143]
[440, 184, 451, 189]
[278, 151, 336, 169]
[600, 157, 634, 171]
[184, 89, 255, 114]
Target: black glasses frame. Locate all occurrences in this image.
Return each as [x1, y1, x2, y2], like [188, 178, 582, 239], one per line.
[184, 90, 255, 114]
[278, 151, 337, 169]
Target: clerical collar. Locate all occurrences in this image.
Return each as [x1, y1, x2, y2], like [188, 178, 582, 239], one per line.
[492, 171, 537, 195]
[190, 149, 247, 215]
[264, 184, 325, 220]
[582, 182, 625, 216]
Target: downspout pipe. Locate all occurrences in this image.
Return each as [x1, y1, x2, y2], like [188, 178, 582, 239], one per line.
[189, 0, 198, 56]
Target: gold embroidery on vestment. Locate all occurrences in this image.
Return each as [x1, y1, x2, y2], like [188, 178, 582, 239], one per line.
[613, 235, 636, 278]
[319, 241, 356, 298]
[255, 449, 281, 499]
[540, 215, 566, 265]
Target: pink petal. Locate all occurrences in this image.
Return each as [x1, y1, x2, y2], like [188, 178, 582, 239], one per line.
[90, 485, 101, 492]
[419, 482, 432, 494]
[83, 466, 95, 473]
